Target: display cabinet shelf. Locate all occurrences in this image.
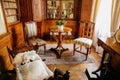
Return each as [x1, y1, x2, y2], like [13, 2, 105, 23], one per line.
[6, 14, 18, 17]
[1, 0, 20, 26]
[3, 0, 16, 2]
[3, 1, 16, 3]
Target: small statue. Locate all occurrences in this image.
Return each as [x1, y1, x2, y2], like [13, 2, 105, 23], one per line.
[54, 68, 64, 80]
[63, 70, 70, 80]
[54, 68, 70, 80]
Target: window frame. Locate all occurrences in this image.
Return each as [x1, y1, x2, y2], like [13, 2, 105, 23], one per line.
[0, 1, 7, 35]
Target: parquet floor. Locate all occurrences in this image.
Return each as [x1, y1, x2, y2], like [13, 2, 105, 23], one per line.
[10, 40, 101, 80]
[46, 40, 101, 80]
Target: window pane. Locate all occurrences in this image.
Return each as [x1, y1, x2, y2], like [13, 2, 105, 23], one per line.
[0, 1, 7, 35]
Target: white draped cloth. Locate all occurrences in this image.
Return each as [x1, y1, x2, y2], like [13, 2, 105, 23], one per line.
[25, 21, 37, 38]
[93, 0, 112, 53]
[13, 50, 53, 80]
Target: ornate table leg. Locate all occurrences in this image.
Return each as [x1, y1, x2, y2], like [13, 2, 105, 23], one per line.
[92, 50, 107, 76]
[50, 32, 68, 58]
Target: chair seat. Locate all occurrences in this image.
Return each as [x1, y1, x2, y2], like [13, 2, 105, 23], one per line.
[74, 37, 92, 48]
[29, 38, 46, 46]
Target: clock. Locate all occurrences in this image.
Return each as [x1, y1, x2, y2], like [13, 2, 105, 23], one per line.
[114, 28, 120, 44]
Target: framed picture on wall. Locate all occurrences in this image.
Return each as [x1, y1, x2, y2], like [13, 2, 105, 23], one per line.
[0, 1, 7, 35]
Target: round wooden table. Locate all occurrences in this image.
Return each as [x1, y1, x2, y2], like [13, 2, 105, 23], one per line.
[50, 26, 72, 58]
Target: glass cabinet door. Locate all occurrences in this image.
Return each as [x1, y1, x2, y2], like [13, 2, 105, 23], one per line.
[61, 0, 74, 19]
[47, 0, 74, 19]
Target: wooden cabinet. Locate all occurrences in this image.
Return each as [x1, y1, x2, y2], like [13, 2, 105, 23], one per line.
[8, 22, 25, 47]
[1, 0, 20, 26]
[80, 0, 93, 21]
[46, 0, 75, 19]
[18, 0, 94, 38]
[0, 33, 14, 70]
[32, 0, 44, 22]
[19, 0, 33, 22]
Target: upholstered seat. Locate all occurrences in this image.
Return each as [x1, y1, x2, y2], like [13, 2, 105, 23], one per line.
[74, 38, 92, 48]
[73, 21, 95, 60]
[29, 38, 46, 46]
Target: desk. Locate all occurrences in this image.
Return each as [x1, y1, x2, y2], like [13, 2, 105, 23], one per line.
[49, 27, 72, 58]
[92, 37, 120, 79]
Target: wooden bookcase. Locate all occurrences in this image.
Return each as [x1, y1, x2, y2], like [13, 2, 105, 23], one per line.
[1, 0, 20, 26]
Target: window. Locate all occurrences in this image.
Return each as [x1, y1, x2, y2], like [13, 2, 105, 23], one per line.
[0, 1, 7, 35]
[47, 0, 74, 19]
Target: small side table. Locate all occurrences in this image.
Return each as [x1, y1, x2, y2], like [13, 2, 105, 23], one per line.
[50, 27, 72, 58]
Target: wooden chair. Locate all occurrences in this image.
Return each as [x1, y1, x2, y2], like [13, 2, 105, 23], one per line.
[73, 21, 95, 60]
[25, 21, 46, 54]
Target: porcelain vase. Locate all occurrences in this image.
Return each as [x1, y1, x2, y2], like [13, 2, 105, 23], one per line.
[57, 25, 64, 32]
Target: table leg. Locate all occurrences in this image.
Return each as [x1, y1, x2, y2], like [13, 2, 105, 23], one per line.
[92, 50, 107, 75]
[50, 32, 68, 58]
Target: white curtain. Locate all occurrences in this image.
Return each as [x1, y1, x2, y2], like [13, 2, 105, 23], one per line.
[111, 0, 120, 35]
[93, 0, 112, 53]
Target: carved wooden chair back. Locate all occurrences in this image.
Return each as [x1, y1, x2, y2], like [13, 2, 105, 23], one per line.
[79, 21, 95, 40]
[73, 21, 95, 60]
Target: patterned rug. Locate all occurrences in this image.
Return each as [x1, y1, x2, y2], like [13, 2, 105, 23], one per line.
[38, 43, 95, 64]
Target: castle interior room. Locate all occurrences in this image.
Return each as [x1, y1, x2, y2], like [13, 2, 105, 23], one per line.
[0, 0, 120, 80]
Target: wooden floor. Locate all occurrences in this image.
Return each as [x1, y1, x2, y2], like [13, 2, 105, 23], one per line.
[9, 40, 102, 80]
[46, 40, 101, 80]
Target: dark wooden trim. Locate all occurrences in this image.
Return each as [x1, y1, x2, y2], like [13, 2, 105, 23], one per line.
[0, 33, 11, 49]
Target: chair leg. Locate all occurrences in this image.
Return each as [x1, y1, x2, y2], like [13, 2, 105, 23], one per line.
[73, 44, 76, 55]
[89, 47, 91, 54]
[80, 45, 82, 51]
[44, 44, 46, 55]
[85, 48, 89, 60]
[69, 35, 72, 42]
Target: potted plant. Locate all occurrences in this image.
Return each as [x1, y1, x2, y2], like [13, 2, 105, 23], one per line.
[56, 20, 67, 32]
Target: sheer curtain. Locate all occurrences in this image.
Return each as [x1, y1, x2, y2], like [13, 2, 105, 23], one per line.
[93, 0, 112, 53]
[111, 0, 120, 35]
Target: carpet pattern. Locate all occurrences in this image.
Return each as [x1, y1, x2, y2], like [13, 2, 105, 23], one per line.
[38, 43, 95, 64]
